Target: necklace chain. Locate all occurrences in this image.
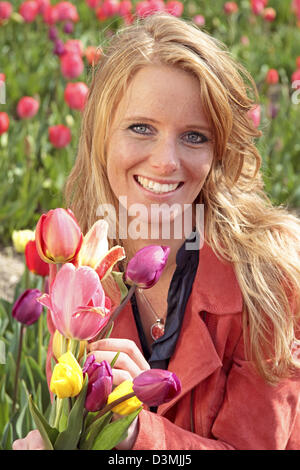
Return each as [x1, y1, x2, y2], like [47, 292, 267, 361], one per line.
[137, 288, 166, 341]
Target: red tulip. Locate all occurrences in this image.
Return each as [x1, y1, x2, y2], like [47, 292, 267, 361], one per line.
[250, 0, 267, 15]
[17, 96, 39, 119]
[263, 7, 276, 21]
[35, 208, 83, 264]
[64, 82, 89, 112]
[292, 0, 300, 20]
[48, 124, 71, 148]
[25, 240, 50, 277]
[54, 1, 79, 22]
[292, 69, 300, 89]
[224, 2, 238, 14]
[12, 289, 43, 326]
[19, 1, 39, 22]
[247, 104, 261, 128]
[0, 112, 9, 135]
[0, 73, 5, 81]
[266, 69, 279, 84]
[0, 1, 12, 20]
[60, 52, 84, 79]
[164, 0, 183, 17]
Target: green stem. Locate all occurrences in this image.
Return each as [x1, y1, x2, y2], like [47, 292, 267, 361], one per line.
[12, 324, 25, 413]
[54, 397, 64, 430]
[89, 392, 136, 426]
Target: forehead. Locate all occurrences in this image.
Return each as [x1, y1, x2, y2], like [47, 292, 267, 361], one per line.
[114, 64, 207, 125]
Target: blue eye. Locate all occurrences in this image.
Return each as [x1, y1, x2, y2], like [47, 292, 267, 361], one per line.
[129, 124, 152, 134]
[183, 132, 208, 144]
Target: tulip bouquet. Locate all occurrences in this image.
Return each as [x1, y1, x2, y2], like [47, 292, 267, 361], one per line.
[18, 207, 181, 450]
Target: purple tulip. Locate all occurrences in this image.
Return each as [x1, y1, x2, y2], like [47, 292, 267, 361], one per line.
[133, 369, 181, 407]
[12, 289, 43, 326]
[48, 26, 58, 41]
[63, 21, 74, 34]
[53, 39, 65, 56]
[125, 245, 170, 289]
[83, 355, 113, 412]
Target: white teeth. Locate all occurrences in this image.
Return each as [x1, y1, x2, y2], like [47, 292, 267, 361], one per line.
[136, 176, 180, 193]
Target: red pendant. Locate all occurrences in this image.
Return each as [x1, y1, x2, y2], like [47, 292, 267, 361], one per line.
[150, 320, 165, 341]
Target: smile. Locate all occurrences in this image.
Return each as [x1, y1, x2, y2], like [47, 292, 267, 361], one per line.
[135, 175, 184, 194]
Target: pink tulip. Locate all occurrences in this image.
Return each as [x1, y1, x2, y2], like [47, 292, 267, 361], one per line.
[247, 104, 261, 128]
[0, 112, 9, 135]
[64, 39, 84, 57]
[64, 82, 89, 111]
[100, 0, 120, 17]
[164, 0, 183, 17]
[133, 369, 181, 407]
[125, 245, 170, 288]
[37, 263, 110, 340]
[19, 1, 39, 22]
[42, 5, 59, 24]
[292, 0, 300, 20]
[35, 0, 50, 15]
[54, 1, 79, 22]
[0, 1, 13, 20]
[135, 0, 164, 18]
[193, 14, 205, 26]
[35, 208, 83, 264]
[17, 96, 39, 119]
[60, 52, 84, 79]
[48, 124, 71, 148]
[118, 0, 132, 17]
[292, 69, 300, 89]
[250, 0, 267, 15]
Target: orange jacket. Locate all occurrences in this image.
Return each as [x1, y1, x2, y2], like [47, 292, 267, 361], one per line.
[110, 243, 300, 450]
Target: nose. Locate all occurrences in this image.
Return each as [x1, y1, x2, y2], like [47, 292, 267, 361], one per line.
[148, 136, 180, 175]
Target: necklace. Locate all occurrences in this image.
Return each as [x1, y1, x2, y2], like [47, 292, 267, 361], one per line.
[137, 288, 166, 341]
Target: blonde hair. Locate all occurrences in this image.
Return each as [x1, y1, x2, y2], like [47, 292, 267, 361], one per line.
[65, 13, 300, 383]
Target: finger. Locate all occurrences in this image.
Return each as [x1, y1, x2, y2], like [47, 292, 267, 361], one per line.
[27, 429, 45, 449]
[89, 339, 150, 371]
[12, 439, 28, 450]
[90, 350, 142, 379]
[111, 368, 133, 385]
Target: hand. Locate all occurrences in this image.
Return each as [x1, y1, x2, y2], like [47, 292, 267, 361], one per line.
[88, 338, 150, 385]
[12, 430, 45, 450]
[113, 414, 139, 450]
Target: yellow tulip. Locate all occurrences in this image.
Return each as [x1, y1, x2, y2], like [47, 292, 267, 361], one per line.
[12, 230, 35, 253]
[52, 330, 87, 361]
[50, 351, 83, 399]
[107, 380, 142, 415]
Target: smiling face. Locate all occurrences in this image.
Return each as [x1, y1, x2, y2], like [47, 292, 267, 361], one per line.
[106, 64, 214, 230]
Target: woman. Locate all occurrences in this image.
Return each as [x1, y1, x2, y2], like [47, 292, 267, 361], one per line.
[14, 12, 300, 450]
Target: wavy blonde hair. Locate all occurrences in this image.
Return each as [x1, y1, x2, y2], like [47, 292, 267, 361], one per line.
[65, 13, 300, 383]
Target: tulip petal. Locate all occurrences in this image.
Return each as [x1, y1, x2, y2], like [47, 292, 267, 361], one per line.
[70, 307, 110, 340]
[50, 263, 102, 336]
[78, 219, 109, 269]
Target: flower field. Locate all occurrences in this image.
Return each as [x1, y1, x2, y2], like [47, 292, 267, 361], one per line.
[0, 0, 300, 450]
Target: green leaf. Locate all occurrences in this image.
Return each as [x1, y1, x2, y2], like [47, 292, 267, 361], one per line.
[79, 411, 112, 450]
[110, 351, 120, 368]
[111, 271, 128, 302]
[28, 395, 59, 450]
[91, 407, 141, 450]
[53, 376, 88, 450]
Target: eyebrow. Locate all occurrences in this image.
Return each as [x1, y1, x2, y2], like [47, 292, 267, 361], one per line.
[124, 115, 212, 132]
